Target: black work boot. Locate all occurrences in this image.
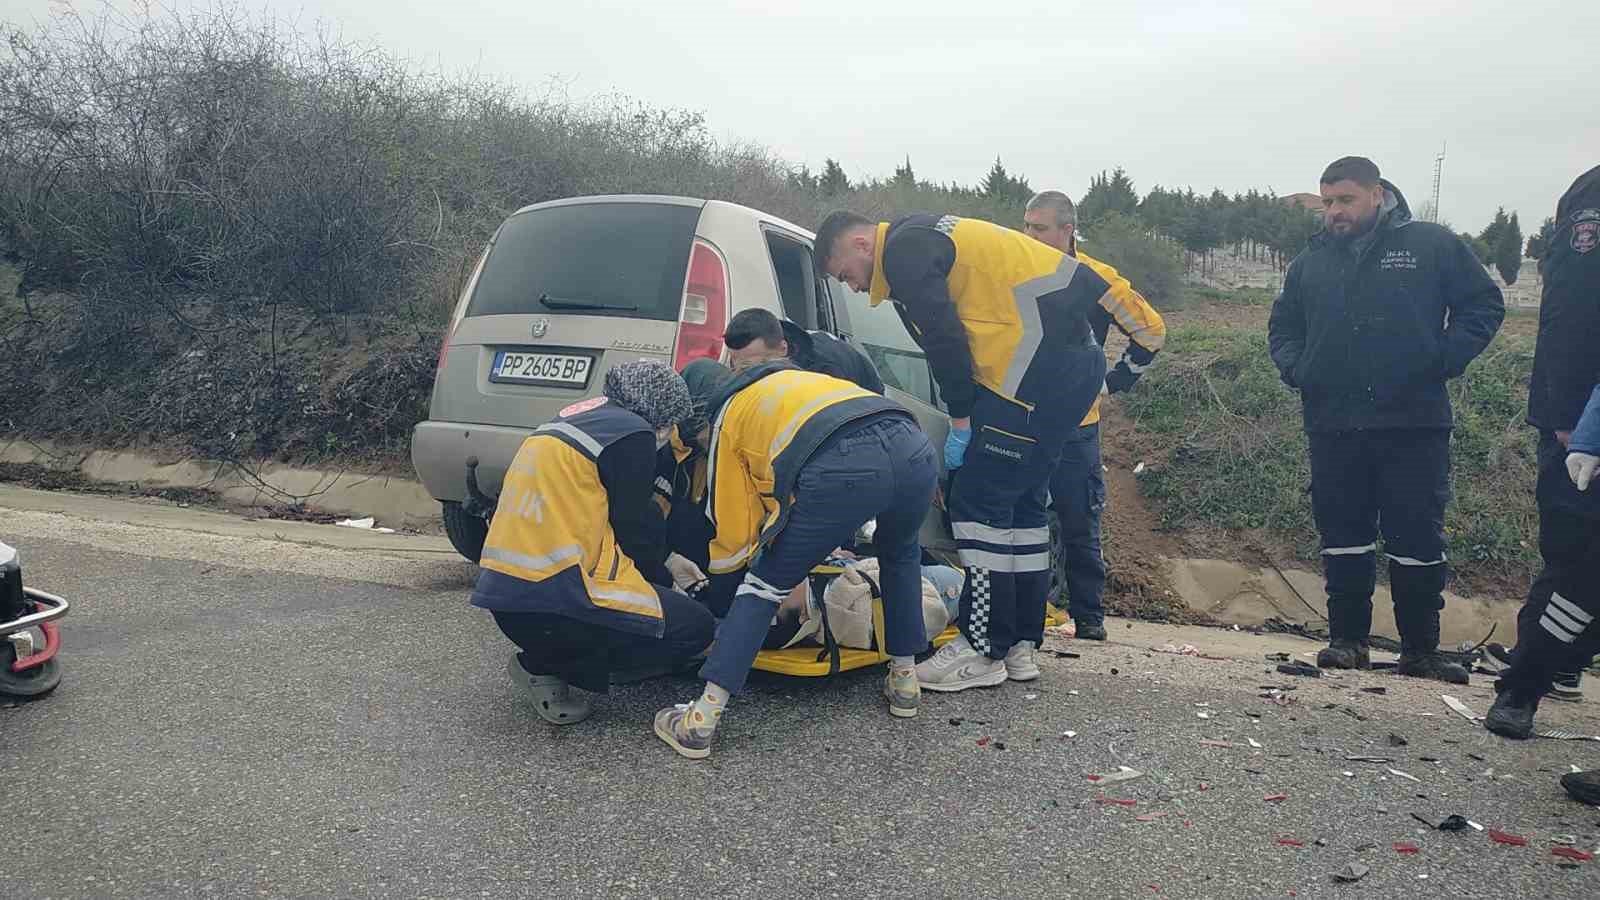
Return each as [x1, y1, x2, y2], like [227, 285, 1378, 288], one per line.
[1560, 770, 1600, 806]
[1075, 621, 1107, 641]
[1393, 604, 1469, 684]
[1316, 639, 1371, 669]
[1396, 651, 1470, 684]
[1485, 687, 1538, 739]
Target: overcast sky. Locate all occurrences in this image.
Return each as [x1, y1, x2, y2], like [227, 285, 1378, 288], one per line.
[5, 0, 1596, 232]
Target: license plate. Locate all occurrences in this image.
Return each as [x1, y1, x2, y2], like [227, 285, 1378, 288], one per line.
[490, 350, 594, 387]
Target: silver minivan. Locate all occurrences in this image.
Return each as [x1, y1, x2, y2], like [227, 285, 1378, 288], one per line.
[411, 195, 954, 562]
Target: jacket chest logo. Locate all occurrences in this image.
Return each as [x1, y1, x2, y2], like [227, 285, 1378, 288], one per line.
[1379, 249, 1419, 271]
[1573, 210, 1599, 255]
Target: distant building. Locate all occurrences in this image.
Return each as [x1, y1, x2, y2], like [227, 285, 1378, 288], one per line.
[1282, 193, 1324, 215]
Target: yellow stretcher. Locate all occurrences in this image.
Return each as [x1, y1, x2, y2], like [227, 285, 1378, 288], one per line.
[748, 565, 1066, 677]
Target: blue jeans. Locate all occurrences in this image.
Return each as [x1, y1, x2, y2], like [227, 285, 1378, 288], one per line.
[699, 416, 939, 694]
[1049, 422, 1106, 624]
[923, 565, 964, 623]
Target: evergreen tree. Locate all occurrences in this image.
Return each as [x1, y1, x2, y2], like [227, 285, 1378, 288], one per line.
[1494, 212, 1523, 285]
[1479, 207, 1510, 252]
[819, 158, 850, 196]
[892, 156, 916, 189]
[1526, 215, 1557, 259]
[1079, 167, 1138, 224]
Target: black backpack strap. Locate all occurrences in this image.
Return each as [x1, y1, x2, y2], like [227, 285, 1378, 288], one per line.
[810, 572, 841, 675]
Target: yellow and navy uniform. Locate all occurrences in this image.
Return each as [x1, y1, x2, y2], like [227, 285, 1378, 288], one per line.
[1078, 250, 1167, 426]
[867, 214, 1113, 419]
[653, 427, 714, 570]
[702, 361, 911, 574]
[470, 399, 667, 637]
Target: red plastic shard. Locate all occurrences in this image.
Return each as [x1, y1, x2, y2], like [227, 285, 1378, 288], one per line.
[1086, 774, 1102, 782]
[1135, 813, 1167, 822]
[1393, 842, 1420, 854]
[1096, 795, 1137, 807]
[1276, 837, 1305, 847]
[1183, 820, 1193, 827]
[976, 736, 991, 747]
[1488, 830, 1528, 847]
[1198, 783, 1211, 791]
[1552, 847, 1593, 862]
[1264, 793, 1289, 802]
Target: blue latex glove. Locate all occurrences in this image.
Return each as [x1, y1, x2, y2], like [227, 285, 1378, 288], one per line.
[944, 425, 972, 470]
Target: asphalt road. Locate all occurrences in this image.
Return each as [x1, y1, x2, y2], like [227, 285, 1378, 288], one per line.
[2, 488, 1599, 899]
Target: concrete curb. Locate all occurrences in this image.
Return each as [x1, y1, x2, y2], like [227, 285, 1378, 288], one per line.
[0, 437, 440, 530]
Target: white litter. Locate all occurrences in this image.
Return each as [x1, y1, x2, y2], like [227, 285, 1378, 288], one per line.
[1247, 738, 1263, 749]
[1388, 768, 1421, 783]
[336, 516, 396, 534]
[1024, 693, 1038, 700]
[1086, 766, 1144, 785]
[1062, 730, 1078, 739]
[1342, 771, 1355, 777]
[1133, 462, 1147, 475]
[1197, 712, 1211, 720]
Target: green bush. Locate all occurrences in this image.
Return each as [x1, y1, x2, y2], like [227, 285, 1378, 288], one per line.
[1120, 321, 1540, 591]
[1077, 212, 1185, 309]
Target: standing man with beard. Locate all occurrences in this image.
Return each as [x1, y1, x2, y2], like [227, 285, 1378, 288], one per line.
[1268, 156, 1504, 683]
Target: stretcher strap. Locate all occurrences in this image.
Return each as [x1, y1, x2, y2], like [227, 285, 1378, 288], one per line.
[811, 572, 841, 676]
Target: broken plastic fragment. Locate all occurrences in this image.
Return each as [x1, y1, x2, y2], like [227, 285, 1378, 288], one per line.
[1436, 815, 1471, 832]
[1276, 837, 1305, 847]
[1061, 730, 1078, 739]
[1086, 766, 1143, 784]
[1552, 847, 1593, 862]
[1488, 830, 1528, 847]
[1393, 842, 1420, 854]
[1550, 834, 1578, 846]
[1198, 739, 1234, 748]
[1247, 738, 1263, 749]
[976, 736, 992, 747]
[1135, 813, 1167, 822]
[1387, 733, 1408, 747]
[1264, 793, 1289, 802]
[1096, 795, 1137, 807]
[1276, 661, 1321, 678]
[1387, 768, 1421, 783]
[1333, 862, 1370, 883]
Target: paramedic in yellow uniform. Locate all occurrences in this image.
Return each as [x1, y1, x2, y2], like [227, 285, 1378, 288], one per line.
[816, 210, 1108, 693]
[1022, 190, 1167, 642]
[471, 361, 714, 726]
[653, 361, 939, 759]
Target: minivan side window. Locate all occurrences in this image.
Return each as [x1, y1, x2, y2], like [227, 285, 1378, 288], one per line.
[765, 232, 820, 330]
[826, 277, 939, 408]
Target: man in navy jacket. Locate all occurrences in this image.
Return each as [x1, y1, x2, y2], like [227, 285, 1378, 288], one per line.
[1269, 156, 1504, 683]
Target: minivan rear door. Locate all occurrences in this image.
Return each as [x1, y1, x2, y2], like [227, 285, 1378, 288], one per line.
[433, 198, 703, 430]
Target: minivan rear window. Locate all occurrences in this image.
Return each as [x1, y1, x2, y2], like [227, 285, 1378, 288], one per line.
[465, 201, 702, 321]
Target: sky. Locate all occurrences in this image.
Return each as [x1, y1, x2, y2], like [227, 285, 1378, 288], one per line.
[4, 0, 1596, 233]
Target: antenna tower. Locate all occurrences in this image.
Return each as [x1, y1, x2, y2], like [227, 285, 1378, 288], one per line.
[1428, 143, 1446, 223]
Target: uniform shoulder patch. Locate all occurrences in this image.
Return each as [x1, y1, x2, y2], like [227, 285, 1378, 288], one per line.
[559, 396, 608, 417]
[934, 215, 960, 234]
[1572, 209, 1600, 255]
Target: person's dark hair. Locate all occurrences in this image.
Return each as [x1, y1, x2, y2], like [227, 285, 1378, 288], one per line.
[812, 209, 873, 272]
[723, 307, 785, 350]
[1320, 156, 1381, 187]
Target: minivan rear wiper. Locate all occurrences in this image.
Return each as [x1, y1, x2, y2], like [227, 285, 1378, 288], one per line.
[538, 293, 639, 312]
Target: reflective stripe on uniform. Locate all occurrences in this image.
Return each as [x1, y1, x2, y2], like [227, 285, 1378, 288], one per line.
[738, 572, 788, 604]
[481, 544, 583, 572]
[536, 421, 603, 457]
[710, 543, 755, 572]
[1013, 526, 1050, 546]
[1385, 552, 1447, 566]
[1550, 592, 1594, 627]
[768, 387, 865, 458]
[1000, 257, 1081, 398]
[1322, 543, 1377, 556]
[953, 521, 1013, 544]
[590, 586, 664, 618]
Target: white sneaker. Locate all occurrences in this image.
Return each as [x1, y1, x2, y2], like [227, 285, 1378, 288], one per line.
[1004, 640, 1040, 682]
[916, 634, 1007, 693]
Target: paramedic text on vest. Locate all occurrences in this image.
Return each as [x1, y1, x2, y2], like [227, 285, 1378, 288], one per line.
[1022, 190, 1167, 643]
[1267, 156, 1505, 684]
[816, 209, 1108, 694]
[470, 362, 715, 727]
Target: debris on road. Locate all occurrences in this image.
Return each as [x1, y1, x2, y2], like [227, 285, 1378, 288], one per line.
[1388, 768, 1422, 784]
[1360, 686, 1388, 695]
[1096, 795, 1138, 807]
[336, 516, 396, 534]
[1061, 730, 1078, 739]
[1345, 755, 1392, 764]
[1248, 738, 1263, 749]
[1393, 842, 1420, 854]
[1135, 813, 1167, 822]
[1387, 732, 1409, 747]
[1550, 834, 1578, 846]
[1552, 847, 1593, 862]
[1198, 739, 1234, 748]
[1264, 793, 1289, 802]
[1488, 830, 1528, 847]
[1276, 661, 1321, 678]
[1437, 815, 1472, 832]
[976, 736, 992, 747]
[1276, 837, 1305, 847]
[1333, 862, 1370, 883]
[1086, 766, 1144, 784]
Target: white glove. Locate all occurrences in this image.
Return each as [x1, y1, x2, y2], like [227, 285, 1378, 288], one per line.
[1568, 452, 1599, 492]
[663, 553, 707, 591]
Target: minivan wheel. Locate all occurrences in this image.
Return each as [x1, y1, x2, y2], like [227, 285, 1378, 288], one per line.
[441, 501, 488, 563]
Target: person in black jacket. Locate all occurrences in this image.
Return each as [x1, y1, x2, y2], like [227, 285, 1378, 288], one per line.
[1485, 167, 1600, 785]
[1268, 156, 1505, 683]
[722, 307, 885, 394]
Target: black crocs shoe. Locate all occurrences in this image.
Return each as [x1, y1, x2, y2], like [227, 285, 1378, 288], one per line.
[1316, 640, 1371, 670]
[1484, 689, 1537, 740]
[1561, 769, 1600, 806]
[1396, 652, 1470, 685]
[1075, 622, 1107, 641]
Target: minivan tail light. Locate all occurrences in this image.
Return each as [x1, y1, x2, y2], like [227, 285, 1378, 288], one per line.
[673, 239, 728, 370]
